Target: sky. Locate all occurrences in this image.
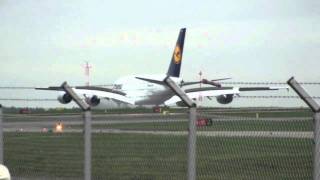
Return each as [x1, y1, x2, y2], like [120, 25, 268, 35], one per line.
[0, 0, 320, 108]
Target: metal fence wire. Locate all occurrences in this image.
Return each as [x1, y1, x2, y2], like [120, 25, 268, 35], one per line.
[196, 109, 313, 180]
[3, 114, 84, 180]
[1, 107, 314, 180]
[91, 113, 188, 180]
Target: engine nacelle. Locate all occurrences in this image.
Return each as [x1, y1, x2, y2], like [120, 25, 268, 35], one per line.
[85, 95, 101, 107]
[176, 101, 188, 107]
[216, 94, 234, 104]
[57, 93, 72, 104]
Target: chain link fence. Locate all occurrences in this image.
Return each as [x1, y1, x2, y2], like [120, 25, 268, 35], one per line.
[197, 109, 313, 179]
[3, 113, 84, 179]
[91, 113, 189, 180]
[0, 107, 314, 179]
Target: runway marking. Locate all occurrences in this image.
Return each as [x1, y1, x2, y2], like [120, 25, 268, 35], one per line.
[4, 129, 313, 139]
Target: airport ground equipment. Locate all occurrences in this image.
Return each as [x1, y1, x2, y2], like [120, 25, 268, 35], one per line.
[61, 82, 91, 180]
[164, 76, 197, 180]
[288, 77, 320, 180]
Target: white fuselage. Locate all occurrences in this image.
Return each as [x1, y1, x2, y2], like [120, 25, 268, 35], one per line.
[112, 74, 182, 106]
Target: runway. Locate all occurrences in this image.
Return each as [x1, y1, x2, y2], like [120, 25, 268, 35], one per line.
[2, 112, 313, 139]
[3, 113, 187, 121]
[3, 118, 188, 129]
[3, 128, 313, 139]
[4, 112, 312, 122]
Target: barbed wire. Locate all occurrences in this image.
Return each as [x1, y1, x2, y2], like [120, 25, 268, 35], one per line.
[0, 96, 320, 102]
[97, 82, 320, 86]
[0, 87, 38, 89]
[0, 98, 56, 101]
[0, 82, 320, 89]
[221, 82, 320, 85]
[235, 96, 320, 99]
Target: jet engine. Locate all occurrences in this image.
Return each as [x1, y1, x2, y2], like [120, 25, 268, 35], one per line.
[85, 95, 101, 107]
[57, 93, 72, 104]
[176, 101, 188, 107]
[216, 94, 234, 104]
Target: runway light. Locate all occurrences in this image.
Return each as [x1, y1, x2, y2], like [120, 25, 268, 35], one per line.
[55, 122, 63, 133]
[42, 128, 48, 133]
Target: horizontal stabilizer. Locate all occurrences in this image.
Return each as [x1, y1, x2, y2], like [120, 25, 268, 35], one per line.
[35, 87, 63, 91]
[185, 87, 233, 93]
[135, 77, 165, 85]
[164, 87, 240, 105]
[239, 86, 289, 91]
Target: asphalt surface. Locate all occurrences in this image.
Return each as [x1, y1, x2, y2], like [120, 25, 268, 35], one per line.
[4, 128, 313, 139]
[2, 113, 313, 139]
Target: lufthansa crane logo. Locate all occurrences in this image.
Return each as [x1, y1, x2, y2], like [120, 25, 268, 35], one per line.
[173, 45, 182, 64]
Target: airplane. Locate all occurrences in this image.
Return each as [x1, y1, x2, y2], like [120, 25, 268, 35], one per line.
[36, 28, 287, 108]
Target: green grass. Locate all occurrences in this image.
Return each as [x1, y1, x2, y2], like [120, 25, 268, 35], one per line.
[197, 137, 312, 180]
[200, 120, 313, 131]
[4, 133, 312, 179]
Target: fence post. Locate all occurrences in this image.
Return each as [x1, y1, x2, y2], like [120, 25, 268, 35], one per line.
[83, 110, 92, 180]
[163, 77, 197, 180]
[61, 82, 91, 180]
[314, 112, 320, 179]
[0, 104, 3, 164]
[188, 106, 197, 180]
[287, 77, 320, 180]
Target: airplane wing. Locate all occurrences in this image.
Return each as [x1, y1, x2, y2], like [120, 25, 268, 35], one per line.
[36, 86, 135, 105]
[164, 86, 288, 105]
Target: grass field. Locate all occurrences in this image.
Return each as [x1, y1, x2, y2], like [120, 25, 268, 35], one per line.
[4, 132, 312, 179]
[3, 109, 314, 179]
